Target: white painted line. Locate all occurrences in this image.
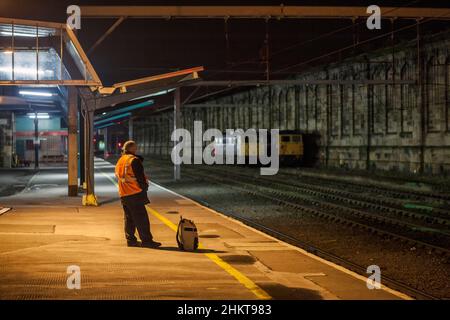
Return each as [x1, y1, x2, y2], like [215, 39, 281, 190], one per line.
[0, 207, 11, 215]
[20, 170, 40, 194]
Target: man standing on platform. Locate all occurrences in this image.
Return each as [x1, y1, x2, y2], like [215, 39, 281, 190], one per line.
[115, 140, 161, 248]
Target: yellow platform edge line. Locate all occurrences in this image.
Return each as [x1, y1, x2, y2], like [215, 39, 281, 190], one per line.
[146, 206, 178, 232]
[146, 206, 271, 300]
[98, 169, 271, 300]
[151, 181, 415, 300]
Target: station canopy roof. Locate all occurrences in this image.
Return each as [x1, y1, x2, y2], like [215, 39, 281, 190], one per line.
[0, 17, 101, 86]
[0, 17, 204, 114]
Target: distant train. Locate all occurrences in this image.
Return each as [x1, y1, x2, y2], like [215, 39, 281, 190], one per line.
[213, 130, 318, 166]
[277, 131, 304, 163]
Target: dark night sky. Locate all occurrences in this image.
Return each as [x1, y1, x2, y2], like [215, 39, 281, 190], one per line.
[1, 1, 449, 90]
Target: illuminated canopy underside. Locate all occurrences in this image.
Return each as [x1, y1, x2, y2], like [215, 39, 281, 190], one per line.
[0, 17, 101, 86]
[0, 17, 204, 116]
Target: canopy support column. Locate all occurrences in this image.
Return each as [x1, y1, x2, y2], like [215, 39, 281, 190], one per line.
[128, 117, 133, 140]
[33, 111, 39, 169]
[82, 105, 98, 206]
[68, 87, 78, 196]
[174, 88, 181, 181]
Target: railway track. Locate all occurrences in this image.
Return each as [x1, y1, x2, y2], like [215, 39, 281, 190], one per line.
[192, 198, 440, 300]
[206, 166, 450, 227]
[282, 168, 450, 207]
[181, 167, 450, 255]
[142, 159, 449, 299]
[277, 172, 450, 222]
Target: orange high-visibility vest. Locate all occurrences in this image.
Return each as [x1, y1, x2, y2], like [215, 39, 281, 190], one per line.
[115, 154, 143, 197]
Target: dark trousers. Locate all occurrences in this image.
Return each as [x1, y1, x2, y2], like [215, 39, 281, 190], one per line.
[123, 202, 153, 244]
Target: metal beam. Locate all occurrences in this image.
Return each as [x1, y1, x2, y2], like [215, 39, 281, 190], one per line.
[0, 96, 28, 105]
[184, 79, 416, 86]
[87, 78, 201, 111]
[65, 26, 103, 86]
[112, 66, 203, 90]
[88, 16, 126, 55]
[0, 17, 64, 29]
[80, 6, 450, 20]
[0, 80, 101, 86]
[184, 104, 259, 108]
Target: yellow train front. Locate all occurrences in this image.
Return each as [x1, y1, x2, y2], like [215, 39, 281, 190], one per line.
[278, 131, 304, 164]
[241, 130, 304, 165]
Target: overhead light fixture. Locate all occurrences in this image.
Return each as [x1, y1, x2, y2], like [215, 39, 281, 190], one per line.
[94, 112, 131, 126]
[0, 31, 48, 38]
[27, 113, 50, 119]
[130, 90, 174, 101]
[19, 90, 54, 97]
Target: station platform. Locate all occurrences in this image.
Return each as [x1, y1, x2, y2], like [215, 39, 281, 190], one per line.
[0, 158, 410, 300]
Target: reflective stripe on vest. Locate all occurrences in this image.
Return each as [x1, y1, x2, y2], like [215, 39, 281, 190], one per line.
[115, 154, 142, 197]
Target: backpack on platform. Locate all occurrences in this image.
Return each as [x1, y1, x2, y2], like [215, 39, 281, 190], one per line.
[176, 216, 199, 251]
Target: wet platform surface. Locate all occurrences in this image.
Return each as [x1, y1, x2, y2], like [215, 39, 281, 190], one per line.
[0, 158, 410, 300]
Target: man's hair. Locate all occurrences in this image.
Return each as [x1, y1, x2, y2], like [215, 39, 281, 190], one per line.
[122, 140, 137, 154]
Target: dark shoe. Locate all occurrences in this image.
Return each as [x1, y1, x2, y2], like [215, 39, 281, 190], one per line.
[141, 241, 161, 248]
[127, 241, 141, 247]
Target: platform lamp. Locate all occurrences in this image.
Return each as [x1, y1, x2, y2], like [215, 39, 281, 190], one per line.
[26, 110, 51, 169]
[33, 109, 38, 169]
